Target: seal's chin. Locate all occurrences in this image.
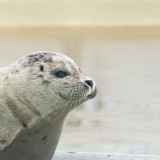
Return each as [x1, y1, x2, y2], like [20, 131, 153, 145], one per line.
[87, 87, 97, 99]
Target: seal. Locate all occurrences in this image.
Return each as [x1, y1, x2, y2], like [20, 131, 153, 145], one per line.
[0, 51, 97, 160]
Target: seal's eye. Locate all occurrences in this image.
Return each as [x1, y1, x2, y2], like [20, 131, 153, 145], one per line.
[54, 71, 69, 78]
[40, 65, 44, 72]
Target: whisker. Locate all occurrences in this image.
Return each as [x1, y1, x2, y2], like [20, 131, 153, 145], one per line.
[74, 100, 78, 110]
[74, 50, 80, 66]
[66, 100, 76, 118]
[48, 98, 67, 120]
[96, 91, 102, 109]
[54, 99, 71, 123]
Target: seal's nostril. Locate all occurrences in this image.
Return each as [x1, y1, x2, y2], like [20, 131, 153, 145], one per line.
[85, 80, 93, 88]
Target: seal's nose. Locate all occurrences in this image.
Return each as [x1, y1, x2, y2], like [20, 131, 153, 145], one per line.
[85, 80, 93, 88]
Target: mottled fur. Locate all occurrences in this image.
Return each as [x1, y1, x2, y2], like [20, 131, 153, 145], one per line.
[0, 51, 96, 155]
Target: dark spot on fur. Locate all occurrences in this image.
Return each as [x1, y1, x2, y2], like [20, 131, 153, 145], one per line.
[61, 63, 65, 67]
[40, 65, 44, 72]
[11, 70, 19, 74]
[71, 72, 79, 79]
[68, 152, 75, 154]
[21, 139, 26, 143]
[39, 55, 44, 59]
[33, 109, 41, 116]
[41, 136, 48, 144]
[26, 53, 55, 66]
[63, 82, 71, 85]
[29, 68, 34, 72]
[22, 63, 28, 67]
[15, 70, 19, 73]
[28, 132, 32, 136]
[0, 139, 7, 144]
[43, 58, 53, 63]
[37, 74, 44, 78]
[42, 136, 47, 141]
[27, 57, 39, 66]
[35, 130, 39, 134]
[28, 54, 35, 58]
[22, 121, 27, 128]
[43, 80, 51, 84]
[4, 76, 8, 80]
[33, 57, 39, 63]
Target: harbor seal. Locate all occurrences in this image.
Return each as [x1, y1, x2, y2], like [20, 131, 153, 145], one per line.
[0, 51, 97, 160]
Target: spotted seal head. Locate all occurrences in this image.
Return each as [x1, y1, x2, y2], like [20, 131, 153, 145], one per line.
[0, 52, 97, 160]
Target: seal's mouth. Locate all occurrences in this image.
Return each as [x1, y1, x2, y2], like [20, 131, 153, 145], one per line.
[57, 87, 97, 101]
[87, 87, 97, 99]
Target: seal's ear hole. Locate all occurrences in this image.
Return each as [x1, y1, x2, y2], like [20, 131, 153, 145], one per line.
[40, 65, 44, 72]
[78, 67, 82, 73]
